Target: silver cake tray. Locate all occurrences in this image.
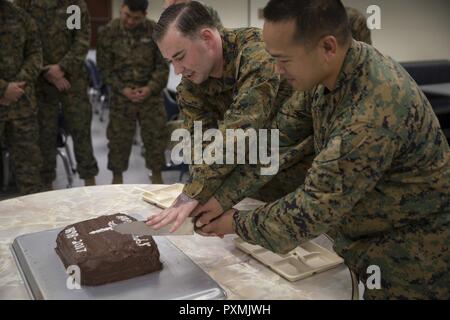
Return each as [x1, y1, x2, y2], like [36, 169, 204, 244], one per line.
[10, 228, 226, 300]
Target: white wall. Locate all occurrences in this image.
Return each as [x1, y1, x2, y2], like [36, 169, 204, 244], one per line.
[112, 0, 450, 62]
[342, 0, 450, 61]
[248, 0, 268, 28]
[206, 0, 248, 28]
[113, 0, 248, 28]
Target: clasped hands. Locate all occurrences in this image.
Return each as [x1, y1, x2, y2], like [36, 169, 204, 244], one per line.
[0, 81, 27, 106]
[44, 64, 71, 92]
[2, 65, 73, 106]
[122, 86, 151, 103]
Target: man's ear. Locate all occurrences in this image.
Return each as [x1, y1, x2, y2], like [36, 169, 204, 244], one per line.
[319, 36, 338, 62]
[199, 28, 215, 44]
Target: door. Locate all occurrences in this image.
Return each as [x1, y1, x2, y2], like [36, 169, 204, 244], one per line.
[85, 0, 112, 48]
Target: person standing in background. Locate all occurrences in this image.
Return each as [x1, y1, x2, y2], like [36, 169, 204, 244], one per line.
[0, 0, 43, 195]
[15, 0, 99, 190]
[97, 0, 169, 184]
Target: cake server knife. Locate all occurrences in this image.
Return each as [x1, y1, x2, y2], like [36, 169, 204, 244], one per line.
[112, 219, 195, 236]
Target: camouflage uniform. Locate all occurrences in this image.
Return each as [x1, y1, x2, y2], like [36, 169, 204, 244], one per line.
[178, 27, 292, 204]
[193, 7, 372, 208]
[346, 6, 372, 45]
[213, 92, 315, 210]
[97, 18, 169, 176]
[232, 40, 450, 299]
[15, 0, 99, 185]
[0, 1, 43, 195]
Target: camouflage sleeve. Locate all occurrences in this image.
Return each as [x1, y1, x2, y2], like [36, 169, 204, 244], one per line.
[15, 13, 43, 84]
[147, 45, 169, 96]
[58, 1, 90, 76]
[214, 91, 315, 210]
[177, 80, 217, 130]
[182, 43, 283, 204]
[0, 80, 8, 98]
[177, 80, 220, 202]
[214, 136, 314, 210]
[233, 124, 399, 254]
[0, 0, 9, 93]
[96, 27, 123, 94]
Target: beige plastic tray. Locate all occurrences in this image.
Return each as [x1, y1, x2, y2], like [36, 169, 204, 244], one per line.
[140, 184, 184, 209]
[234, 238, 344, 282]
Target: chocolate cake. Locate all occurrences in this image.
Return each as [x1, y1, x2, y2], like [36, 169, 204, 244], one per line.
[55, 214, 162, 286]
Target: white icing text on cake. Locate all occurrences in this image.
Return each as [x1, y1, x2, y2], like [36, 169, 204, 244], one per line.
[117, 215, 152, 247]
[89, 220, 117, 234]
[132, 235, 152, 247]
[65, 226, 87, 253]
[87, 215, 152, 248]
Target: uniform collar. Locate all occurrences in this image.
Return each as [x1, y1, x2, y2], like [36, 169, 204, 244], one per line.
[119, 19, 150, 36]
[311, 40, 368, 122]
[220, 29, 238, 89]
[331, 39, 365, 94]
[198, 29, 237, 96]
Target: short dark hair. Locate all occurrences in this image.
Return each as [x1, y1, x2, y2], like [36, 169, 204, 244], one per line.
[263, 0, 351, 46]
[123, 0, 149, 13]
[153, 1, 215, 42]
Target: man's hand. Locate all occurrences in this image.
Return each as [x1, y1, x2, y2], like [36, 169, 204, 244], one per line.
[53, 77, 71, 92]
[146, 193, 199, 232]
[199, 209, 236, 238]
[122, 86, 151, 103]
[4, 82, 26, 102]
[44, 64, 65, 82]
[134, 86, 151, 103]
[122, 87, 141, 103]
[43, 65, 71, 91]
[191, 196, 224, 226]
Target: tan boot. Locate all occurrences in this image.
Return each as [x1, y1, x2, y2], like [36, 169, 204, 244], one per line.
[150, 171, 163, 184]
[84, 177, 96, 186]
[112, 173, 123, 184]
